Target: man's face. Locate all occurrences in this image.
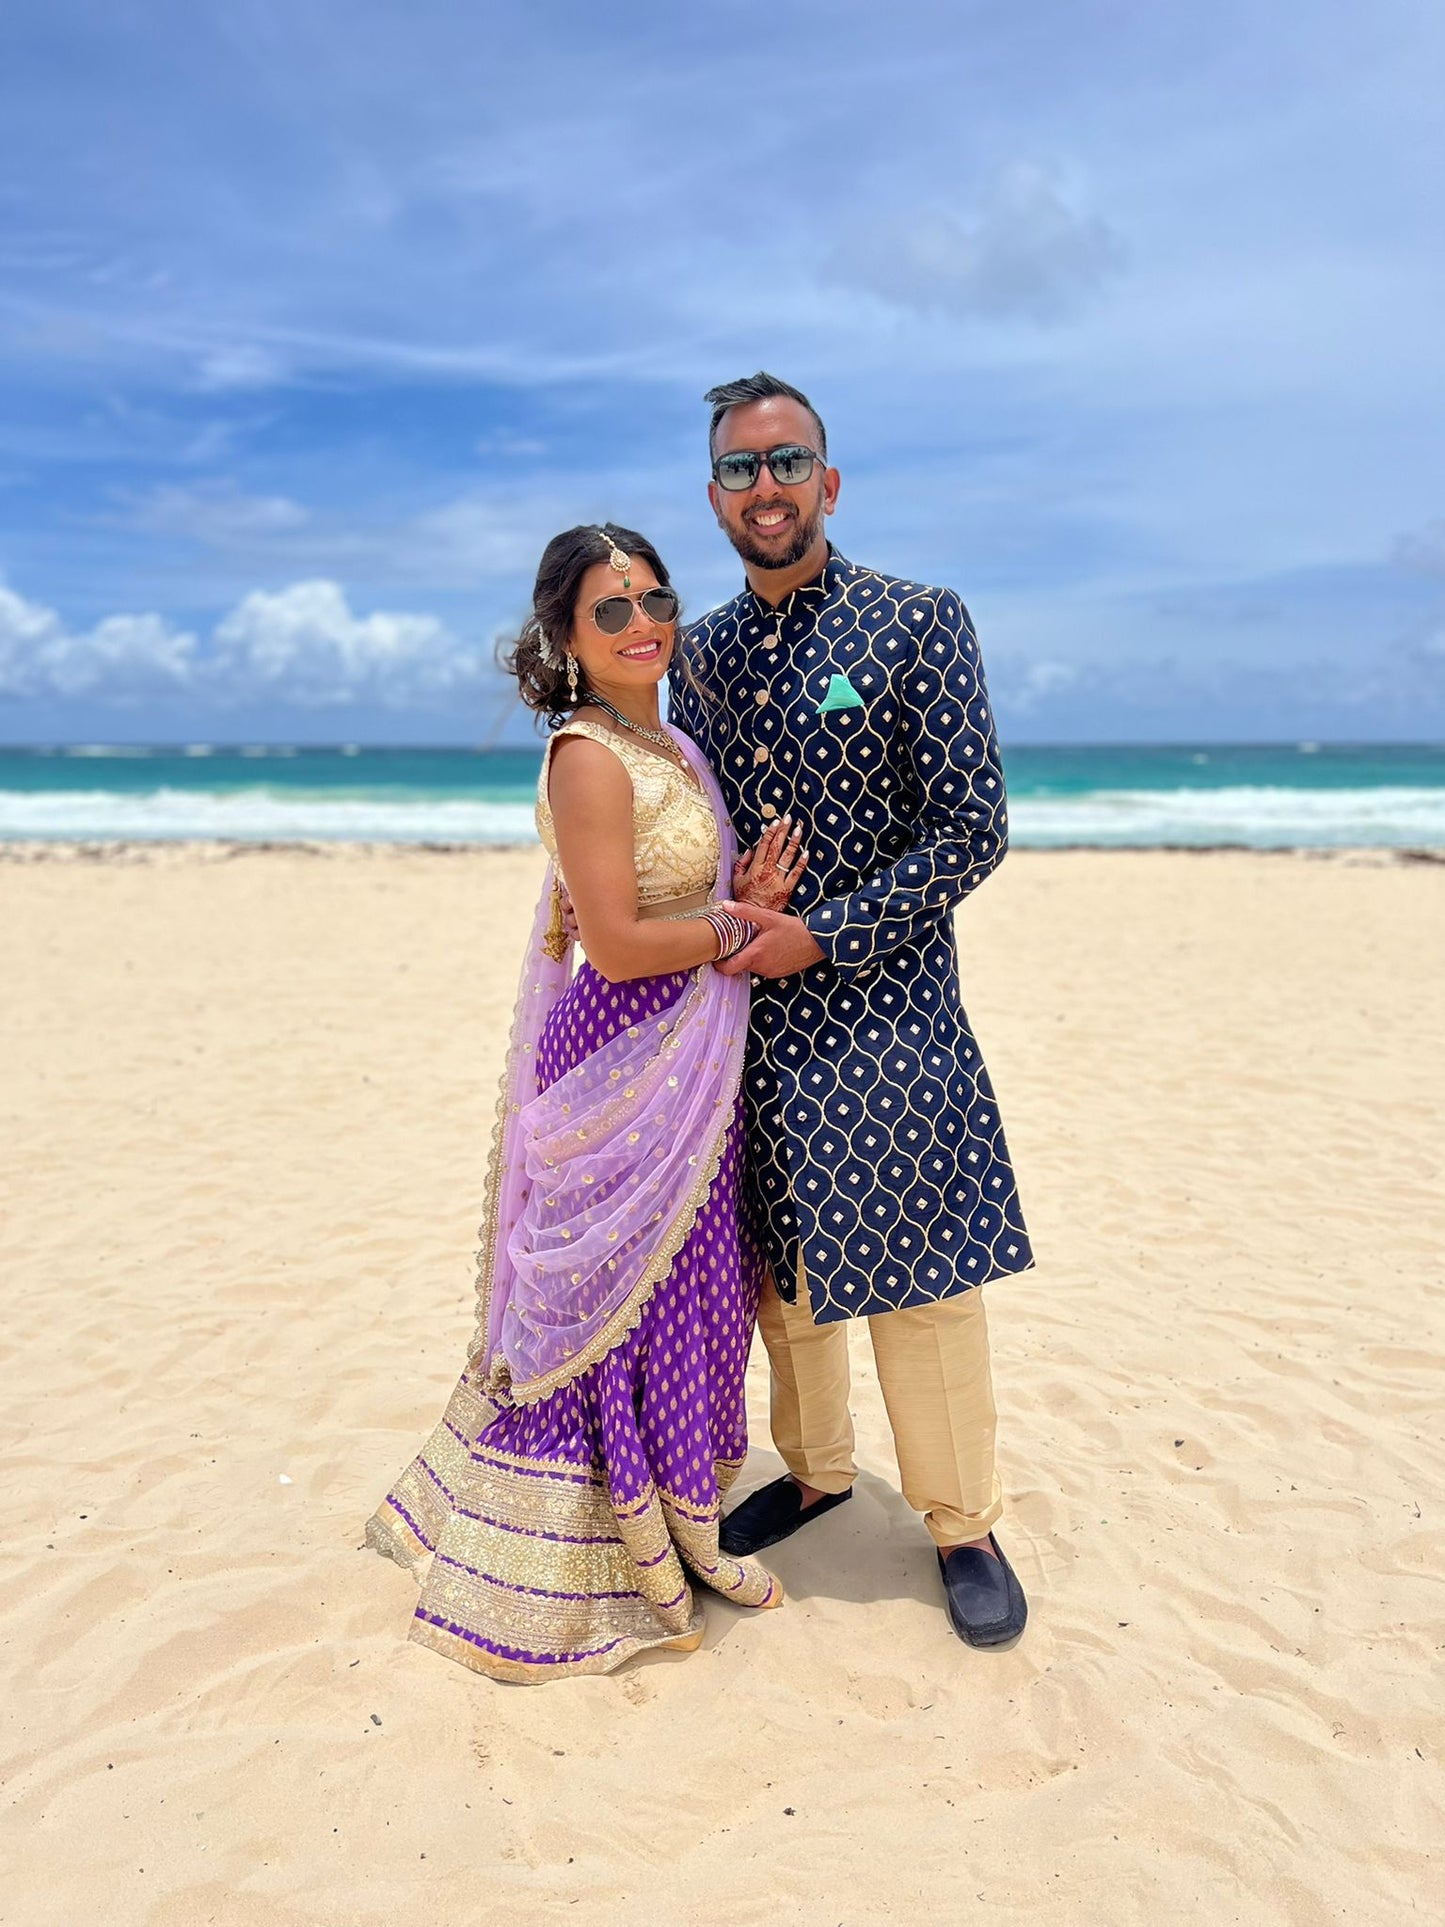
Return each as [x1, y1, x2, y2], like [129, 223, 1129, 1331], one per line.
[707, 396, 840, 572]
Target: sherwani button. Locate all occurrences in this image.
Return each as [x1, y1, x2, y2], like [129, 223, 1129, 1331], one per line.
[754, 747, 770, 765]
[755, 690, 769, 706]
[760, 804, 778, 819]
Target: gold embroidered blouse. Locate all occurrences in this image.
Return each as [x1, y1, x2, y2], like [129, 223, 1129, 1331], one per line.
[535, 716, 720, 906]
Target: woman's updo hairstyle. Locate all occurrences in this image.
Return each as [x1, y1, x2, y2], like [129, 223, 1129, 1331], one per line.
[500, 522, 674, 729]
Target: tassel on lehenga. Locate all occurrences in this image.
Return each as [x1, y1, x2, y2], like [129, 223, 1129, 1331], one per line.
[542, 875, 569, 962]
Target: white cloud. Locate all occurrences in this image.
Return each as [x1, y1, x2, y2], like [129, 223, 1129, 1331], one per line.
[828, 164, 1125, 323]
[0, 585, 56, 696]
[0, 576, 489, 711]
[49, 613, 198, 697]
[212, 580, 484, 707]
[0, 583, 196, 700]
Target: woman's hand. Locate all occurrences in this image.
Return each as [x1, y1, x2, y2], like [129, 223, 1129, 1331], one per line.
[732, 816, 808, 913]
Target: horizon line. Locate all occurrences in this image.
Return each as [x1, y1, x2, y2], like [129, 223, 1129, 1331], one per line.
[3, 737, 1444, 755]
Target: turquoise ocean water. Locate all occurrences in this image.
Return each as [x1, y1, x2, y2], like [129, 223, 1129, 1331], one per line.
[1, 742, 1442, 848]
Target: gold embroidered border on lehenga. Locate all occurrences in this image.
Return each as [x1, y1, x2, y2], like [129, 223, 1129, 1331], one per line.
[365, 1384, 778, 1683]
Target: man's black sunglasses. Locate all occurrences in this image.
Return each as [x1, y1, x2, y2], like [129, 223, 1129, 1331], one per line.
[711, 443, 823, 492]
[588, 586, 681, 635]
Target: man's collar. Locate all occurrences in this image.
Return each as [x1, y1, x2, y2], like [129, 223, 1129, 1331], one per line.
[741, 541, 848, 619]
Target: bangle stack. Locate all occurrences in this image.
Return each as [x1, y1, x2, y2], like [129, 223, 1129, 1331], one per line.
[699, 906, 756, 961]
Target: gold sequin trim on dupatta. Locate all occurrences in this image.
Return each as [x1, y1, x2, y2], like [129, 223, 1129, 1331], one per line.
[472, 963, 748, 1409]
[465, 858, 571, 1378]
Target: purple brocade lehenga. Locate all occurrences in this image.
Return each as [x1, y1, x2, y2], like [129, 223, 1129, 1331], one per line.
[366, 965, 778, 1679]
[365, 723, 780, 1682]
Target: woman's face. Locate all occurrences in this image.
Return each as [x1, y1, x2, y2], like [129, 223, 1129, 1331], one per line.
[566, 554, 675, 699]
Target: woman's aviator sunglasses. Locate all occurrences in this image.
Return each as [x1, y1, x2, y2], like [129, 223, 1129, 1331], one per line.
[711, 443, 823, 493]
[588, 585, 681, 636]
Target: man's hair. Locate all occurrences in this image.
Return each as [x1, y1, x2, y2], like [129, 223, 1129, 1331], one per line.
[703, 370, 827, 461]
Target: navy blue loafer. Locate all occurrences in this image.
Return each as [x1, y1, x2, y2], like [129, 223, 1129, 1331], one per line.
[937, 1533, 1028, 1647]
[719, 1476, 852, 1557]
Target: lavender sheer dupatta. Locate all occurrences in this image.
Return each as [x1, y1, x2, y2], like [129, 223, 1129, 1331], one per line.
[468, 728, 750, 1405]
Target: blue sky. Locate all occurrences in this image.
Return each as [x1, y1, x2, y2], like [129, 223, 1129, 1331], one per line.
[1, 0, 1441, 744]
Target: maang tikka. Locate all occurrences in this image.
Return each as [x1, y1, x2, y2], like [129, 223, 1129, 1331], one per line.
[600, 526, 632, 589]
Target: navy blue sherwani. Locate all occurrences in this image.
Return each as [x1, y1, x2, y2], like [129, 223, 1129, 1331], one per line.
[669, 546, 1033, 1323]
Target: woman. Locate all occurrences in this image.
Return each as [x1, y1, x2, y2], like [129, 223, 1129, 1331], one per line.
[365, 523, 806, 1681]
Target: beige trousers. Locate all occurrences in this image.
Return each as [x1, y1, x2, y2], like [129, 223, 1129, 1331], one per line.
[756, 1265, 1003, 1548]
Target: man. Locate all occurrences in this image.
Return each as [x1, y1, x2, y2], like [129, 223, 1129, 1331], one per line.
[668, 370, 1034, 1647]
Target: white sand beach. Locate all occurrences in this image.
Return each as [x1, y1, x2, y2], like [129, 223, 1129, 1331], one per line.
[2, 844, 1441, 1925]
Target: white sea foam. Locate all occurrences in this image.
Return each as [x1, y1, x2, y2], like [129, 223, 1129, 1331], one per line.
[0, 787, 539, 843]
[1008, 785, 1445, 847]
[0, 783, 1441, 848]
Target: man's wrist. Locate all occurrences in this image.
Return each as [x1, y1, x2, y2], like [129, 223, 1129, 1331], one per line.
[795, 920, 825, 964]
[778, 913, 825, 971]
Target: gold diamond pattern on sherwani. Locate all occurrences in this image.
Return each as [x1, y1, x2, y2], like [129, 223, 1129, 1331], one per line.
[668, 546, 1034, 1325]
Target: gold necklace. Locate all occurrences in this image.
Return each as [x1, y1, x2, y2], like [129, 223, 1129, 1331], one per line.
[588, 693, 673, 751]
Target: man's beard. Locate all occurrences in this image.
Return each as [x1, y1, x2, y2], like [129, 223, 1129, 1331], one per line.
[724, 494, 826, 572]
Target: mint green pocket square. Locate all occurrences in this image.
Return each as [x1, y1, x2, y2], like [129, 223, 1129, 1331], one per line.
[816, 673, 866, 714]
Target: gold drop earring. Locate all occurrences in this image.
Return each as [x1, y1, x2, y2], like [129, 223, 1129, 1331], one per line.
[566, 653, 579, 702]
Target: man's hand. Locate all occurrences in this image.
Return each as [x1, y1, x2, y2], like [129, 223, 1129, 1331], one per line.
[714, 900, 825, 979]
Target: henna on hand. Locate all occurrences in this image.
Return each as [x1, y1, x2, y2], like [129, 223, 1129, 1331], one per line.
[732, 816, 809, 913]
